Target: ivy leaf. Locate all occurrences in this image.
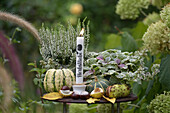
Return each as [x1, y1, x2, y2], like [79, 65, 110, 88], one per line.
[159, 54, 170, 90]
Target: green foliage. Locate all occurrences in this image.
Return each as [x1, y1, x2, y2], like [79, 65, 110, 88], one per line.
[143, 12, 160, 25]
[28, 62, 46, 88]
[131, 22, 148, 47]
[142, 21, 170, 55]
[69, 104, 96, 113]
[97, 104, 112, 113]
[159, 54, 170, 90]
[121, 32, 138, 52]
[116, 0, 150, 20]
[39, 19, 90, 69]
[151, 0, 170, 9]
[147, 91, 170, 113]
[84, 49, 159, 84]
[160, 4, 170, 28]
[104, 34, 121, 49]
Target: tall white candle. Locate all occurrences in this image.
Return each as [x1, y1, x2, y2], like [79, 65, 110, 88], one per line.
[76, 28, 84, 84]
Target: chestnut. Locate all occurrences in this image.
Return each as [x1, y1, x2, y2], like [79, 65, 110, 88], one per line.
[71, 92, 80, 99]
[80, 91, 90, 100]
[61, 86, 70, 90]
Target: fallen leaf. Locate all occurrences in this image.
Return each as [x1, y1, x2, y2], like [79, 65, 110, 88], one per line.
[42, 92, 63, 100]
[103, 95, 116, 104]
[86, 98, 100, 103]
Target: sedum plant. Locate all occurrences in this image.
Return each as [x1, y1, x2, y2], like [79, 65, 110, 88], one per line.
[160, 4, 170, 28]
[147, 91, 170, 113]
[84, 49, 160, 84]
[115, 0, 150, 20]
[39, 19, 90, 69]
[142, 21, 170, 55]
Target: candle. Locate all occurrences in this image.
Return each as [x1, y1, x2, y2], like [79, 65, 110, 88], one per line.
[76, 28, 84, 84]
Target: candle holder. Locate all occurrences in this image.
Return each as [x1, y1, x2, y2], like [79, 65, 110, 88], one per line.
[72, 84, 86, 94]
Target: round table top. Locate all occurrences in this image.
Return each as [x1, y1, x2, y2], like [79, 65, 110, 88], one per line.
[45, 93, 138, 104]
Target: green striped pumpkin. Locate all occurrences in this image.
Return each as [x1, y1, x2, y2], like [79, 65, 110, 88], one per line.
[43, 69, 75, 92]
[86, 76, 110, 93]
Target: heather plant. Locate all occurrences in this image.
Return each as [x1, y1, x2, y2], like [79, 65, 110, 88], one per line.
[39, 19, 90, 69]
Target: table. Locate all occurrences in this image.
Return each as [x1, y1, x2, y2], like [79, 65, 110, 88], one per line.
[44, 93, 137, 113]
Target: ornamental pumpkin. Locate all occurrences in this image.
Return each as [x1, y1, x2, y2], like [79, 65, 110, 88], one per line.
[86, 76, 110, 93]
[43, 69, 75, 92]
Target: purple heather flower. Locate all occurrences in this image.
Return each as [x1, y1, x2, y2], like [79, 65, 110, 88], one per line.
[115, 58, 121, 64]
[96, 55, 104, 60]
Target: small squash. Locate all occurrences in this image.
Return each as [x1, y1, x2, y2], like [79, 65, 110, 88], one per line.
[43, 69, 75, 92]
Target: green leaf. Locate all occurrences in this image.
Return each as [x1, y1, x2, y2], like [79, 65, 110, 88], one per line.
[104, 34, 121, 49]
[109, 76, 120, 85]
[132, 82, 142, 95]
[159, 54, 170, 90]
[41, 69, 46, 74]
[121, 32, 138, 52]
[29, 68, 40, 73]
[33, 78, 38, 85]
[28, 63, 35, 66]
[131, 22, 148, 47]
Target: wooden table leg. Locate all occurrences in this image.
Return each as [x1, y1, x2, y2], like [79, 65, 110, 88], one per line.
[63, 103, 67, 113]
[117, 103, 120, 113]
[111, 103, 114, 113]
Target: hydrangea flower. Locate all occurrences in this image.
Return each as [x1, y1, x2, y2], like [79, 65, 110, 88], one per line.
[142, 21, 170, 55]
[160, 4, 170, 28]
[147, 91, 170, 113]
[116, 0, 150, 20]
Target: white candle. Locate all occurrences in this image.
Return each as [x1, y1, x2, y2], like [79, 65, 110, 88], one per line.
[76, 28, 84, 84]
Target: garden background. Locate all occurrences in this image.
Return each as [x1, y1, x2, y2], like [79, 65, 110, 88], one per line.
[0, 0, 170, 113]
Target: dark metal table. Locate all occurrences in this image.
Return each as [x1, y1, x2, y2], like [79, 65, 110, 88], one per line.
[44, 93, 137, 113]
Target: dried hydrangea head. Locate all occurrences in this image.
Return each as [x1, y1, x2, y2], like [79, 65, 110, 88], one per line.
[116, 0, 150, 20]
[160, 4, 170, 28]
[142, 21, 170, 55]
[147, 91, 170, 113]
[143, 12, 160, 25]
